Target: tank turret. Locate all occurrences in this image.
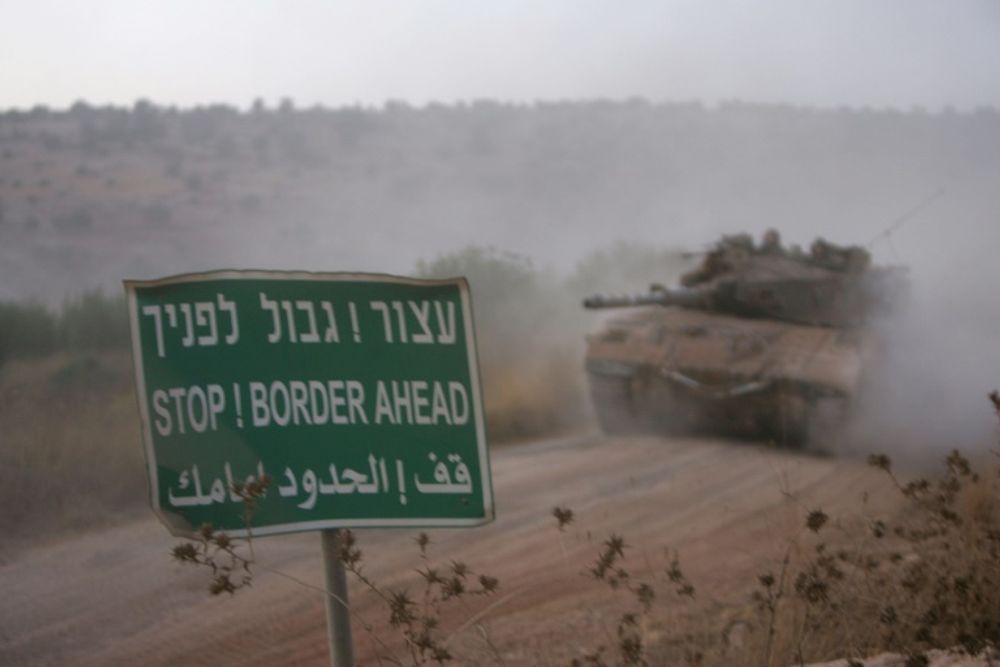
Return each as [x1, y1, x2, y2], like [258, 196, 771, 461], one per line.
[584, 232, 894, 328]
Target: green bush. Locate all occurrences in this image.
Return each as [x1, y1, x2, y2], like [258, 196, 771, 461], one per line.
[415, 245, 541, 338]
[415, 246, 585, 441]
[58, 290, 129, 351]
[0, 301, 57, 364]
[0, 290, 129, 367]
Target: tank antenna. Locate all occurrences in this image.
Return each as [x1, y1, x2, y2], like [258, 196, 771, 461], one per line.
[866, 188, 945, 249]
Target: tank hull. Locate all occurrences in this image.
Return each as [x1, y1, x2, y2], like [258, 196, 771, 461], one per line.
[584, 306, 866, 445]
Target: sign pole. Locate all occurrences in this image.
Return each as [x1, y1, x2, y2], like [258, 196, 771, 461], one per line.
[321, 529, 355, 667]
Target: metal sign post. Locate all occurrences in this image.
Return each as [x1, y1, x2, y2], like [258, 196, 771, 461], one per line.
[321, 529, 354, 667]
[125, 270, 494, 665]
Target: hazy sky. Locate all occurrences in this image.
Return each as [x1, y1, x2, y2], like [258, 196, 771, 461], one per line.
[2, 0, 999, 110]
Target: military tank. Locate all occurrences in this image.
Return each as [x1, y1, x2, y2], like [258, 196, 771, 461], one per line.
[582, 231, 903, 445]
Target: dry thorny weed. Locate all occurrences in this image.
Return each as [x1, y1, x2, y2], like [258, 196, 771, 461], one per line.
[738, 394, 1000, 667]
[559, 510, 697, 667]
[553, 506, 575, 532]
[171, 473, 271, 595]
[334, 529, 500, 666]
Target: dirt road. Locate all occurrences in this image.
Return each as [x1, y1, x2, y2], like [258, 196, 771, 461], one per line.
[0, 433, 895, 666]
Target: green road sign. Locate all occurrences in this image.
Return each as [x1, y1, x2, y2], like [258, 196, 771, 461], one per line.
[125, 270, 494, 537]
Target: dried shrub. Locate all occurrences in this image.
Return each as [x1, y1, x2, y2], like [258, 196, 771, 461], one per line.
[336, 530, 500, 665]
[171, 475, 271, 595]
[724, 412, 1000, 666]
[562, 510, 698, 667]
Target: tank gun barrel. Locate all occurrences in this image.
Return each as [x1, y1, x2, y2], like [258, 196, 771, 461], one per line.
[583, 287, 710, 310]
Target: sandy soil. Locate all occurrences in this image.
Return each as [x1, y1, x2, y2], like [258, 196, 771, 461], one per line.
[0, 433, 900, 666]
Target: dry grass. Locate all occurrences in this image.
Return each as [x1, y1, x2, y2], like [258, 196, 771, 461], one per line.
[0, 351, 146, 556]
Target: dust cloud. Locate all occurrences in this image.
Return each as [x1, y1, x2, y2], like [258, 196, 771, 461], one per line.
[844, 183, 1000, 466]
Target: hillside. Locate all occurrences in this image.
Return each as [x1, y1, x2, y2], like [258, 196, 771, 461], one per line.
[2, 100, 999, 303]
